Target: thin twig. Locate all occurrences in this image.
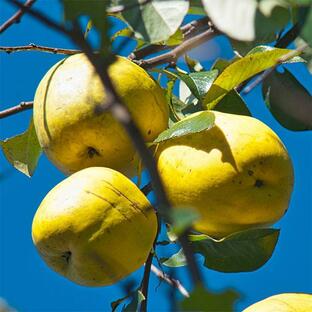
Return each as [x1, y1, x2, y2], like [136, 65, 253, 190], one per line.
[134, 28, 219, 69]
[0, 101, 33, 119]
[129, 17, 211, 61]
[140, 252, 154, 312]
[141, 182, 153, 196]
[237, 23, 303, 93]
[9, 0, 203, 290]
[242, 43, 308, 94]
[151, 264, 190, 298]
[0, 0, 36, 34]
[0, 43, 80, 54]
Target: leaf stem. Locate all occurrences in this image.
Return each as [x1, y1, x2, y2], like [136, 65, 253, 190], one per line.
[0, 101, 33, 119]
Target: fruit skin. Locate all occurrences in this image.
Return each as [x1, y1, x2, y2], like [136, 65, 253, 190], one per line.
[156, 111, 294, 238]
[32, 167, 157, 287]
[33, 53, 168, 176]
[243, 293, 312, 311]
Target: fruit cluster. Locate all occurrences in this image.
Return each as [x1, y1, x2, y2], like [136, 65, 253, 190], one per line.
[32, 54, 294, 287]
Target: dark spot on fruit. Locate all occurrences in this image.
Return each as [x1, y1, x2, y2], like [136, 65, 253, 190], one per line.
[147, 129, 152, 135]
[247, 170, 254, 176]
[87, 146, 100, 158]
[259, 161, 264, 165]
[238, 181, 242, 185]
[61, 251, 72, 264]
[254, 179, 264, 188]
[268, 193, 272, 197]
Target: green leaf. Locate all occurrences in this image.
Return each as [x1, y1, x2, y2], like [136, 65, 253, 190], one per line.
[63, 0, 110, 53]
[120, 0, 189, 43]
[180, 286, 239, 312]
[179, 70, 219, 101]
[123, 290, 145, 312]
[204, 47, 303, 109]
[165, 29, 184, 46]
[211, 58, 233, 73]
[162, 248, 186, 267]
[262, 68, 312, 131]
[1, 119, 42, 177]
[153, 111, 215, 143]
[170, 208, 200, 236]
[300, 6, 312, 46]
[188, 0, 206, 15]
[191, 228, 280, 273]
[213, 90, 252, 116]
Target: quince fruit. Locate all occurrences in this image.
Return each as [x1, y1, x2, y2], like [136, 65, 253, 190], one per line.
[33, 53, 168, 176]
[156, 111, 294, 238]
[243, 293, 312, 311]
[32, 167, 157, 286]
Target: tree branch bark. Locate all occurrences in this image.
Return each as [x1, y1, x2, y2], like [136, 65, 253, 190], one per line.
[0, 43, 80, 55]
[134, 28, 219, 69]
[0, 0, 36, 34]
[0, 101, 33, 119]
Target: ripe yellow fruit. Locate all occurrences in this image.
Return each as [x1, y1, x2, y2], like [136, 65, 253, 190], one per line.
[156, 111, 294, 238]
[32, 167, 157, 286]
[243, 293, 312, 311]
[33, 53, 168, 176]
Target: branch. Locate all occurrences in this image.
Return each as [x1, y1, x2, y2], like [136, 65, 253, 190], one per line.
[9, 0, 203, 289]
[0, 43, 80, 55]
[0, 101, 33, 119]
[151, 264, 190, 298]
[140, 252, 154, 312]
[242, 43, 308, 94]
[128, 17, 211, 61]
[0, 0, 36, 34]
[237, 23, 303, 93]
[134, 28, 219, 69]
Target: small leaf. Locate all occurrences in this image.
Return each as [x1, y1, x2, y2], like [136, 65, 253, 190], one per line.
[170, 208, 200, 236]
[165, 29, 184, 46]
[122, 290, 145, 312]
[180, 286, 239, 312]
[1, 119, 42, 177]
[121, 0, 189, 43]
[177, 70, 219, 101]
[204, 47, 303, 109]
[184, 54, 204, 72]
[262, 68, 312, 131]
[213, 90, 251, 116]
[153, 111, 215, 143]
[162, 248, 186, 267]
[191, 228, 280, 272]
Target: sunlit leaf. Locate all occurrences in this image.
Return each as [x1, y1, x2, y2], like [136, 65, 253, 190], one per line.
[180, 286, 239, 312]
[204, 47, 303, 109]
[262, 68, 312, 130]
[0, 119, 42, 177]
[153, 111, 215, 143]
[120, 0, 189, 43]
[188, 0, 206, 15]
[191, 228, 280, 272]
[162, 248, 186, 267]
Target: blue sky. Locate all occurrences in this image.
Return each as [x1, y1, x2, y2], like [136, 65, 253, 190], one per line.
[0, 1, 311, 311]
